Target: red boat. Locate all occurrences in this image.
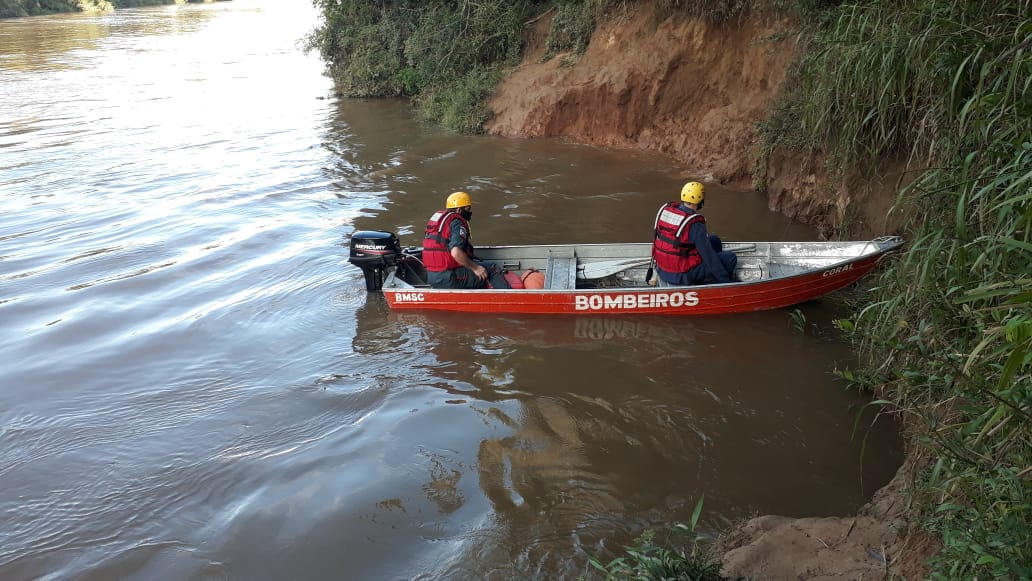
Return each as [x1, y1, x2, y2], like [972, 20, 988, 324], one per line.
[347, 232, 904, 316]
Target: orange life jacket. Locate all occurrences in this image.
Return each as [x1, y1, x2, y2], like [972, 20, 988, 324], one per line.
[423, 209, 472, 272]
[652, 202, 704, 273]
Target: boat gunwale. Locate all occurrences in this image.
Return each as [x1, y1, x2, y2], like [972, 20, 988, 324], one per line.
[380, 237, 903, 296]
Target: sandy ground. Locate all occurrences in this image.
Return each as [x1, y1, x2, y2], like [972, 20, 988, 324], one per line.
[485, 7, 935, 578]
[715, 448, 936, 579]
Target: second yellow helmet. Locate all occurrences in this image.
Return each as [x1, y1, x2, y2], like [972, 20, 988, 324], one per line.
[446, 191, 472, 209]
[681, 182, 705, 204]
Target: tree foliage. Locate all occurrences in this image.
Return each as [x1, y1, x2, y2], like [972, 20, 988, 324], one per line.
[0, 0, 180, 17]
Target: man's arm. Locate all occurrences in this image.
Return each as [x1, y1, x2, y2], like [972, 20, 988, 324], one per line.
[451, 246, 487, 281]
[447, 218, 487, 281]
[689, 222, 731, 283]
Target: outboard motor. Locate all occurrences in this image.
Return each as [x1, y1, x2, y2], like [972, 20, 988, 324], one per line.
[349, 231, 401, 291]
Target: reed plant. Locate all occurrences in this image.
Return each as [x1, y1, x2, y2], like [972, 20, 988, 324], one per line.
[767, 0, 1032, 576]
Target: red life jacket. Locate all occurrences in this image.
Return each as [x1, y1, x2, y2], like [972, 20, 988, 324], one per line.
[652, 202, 704, 273]
[423, 209, 472, 272]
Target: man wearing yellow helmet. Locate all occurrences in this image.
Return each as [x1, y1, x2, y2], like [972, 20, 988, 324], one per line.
[651, 182, 737, 285]
[423, 191, 511, 289]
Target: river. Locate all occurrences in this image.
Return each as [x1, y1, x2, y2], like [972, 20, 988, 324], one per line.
[0, 2, 902, 579]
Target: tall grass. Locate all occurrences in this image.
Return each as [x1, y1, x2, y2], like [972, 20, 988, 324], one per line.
[767, 0, 1031, 576]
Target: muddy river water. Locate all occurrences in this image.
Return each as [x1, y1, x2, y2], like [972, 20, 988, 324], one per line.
[0, 1, 901, 579]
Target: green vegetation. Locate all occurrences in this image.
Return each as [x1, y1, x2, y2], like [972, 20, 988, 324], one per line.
[761, 0, 1030, 577]
[0, 0, 178, 17]
[585, 527, 726, 581]
[585, 499, 730, 581]
[304, 1, 543, 133]
[1, 0, 106, 17]
[540, 2, 598, 63]
[115, 0, 176, 7]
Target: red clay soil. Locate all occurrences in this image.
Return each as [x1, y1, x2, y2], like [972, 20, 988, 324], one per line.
[487, 8, 795, 187]
[485, 7, 935, 578]
[486, 7, 903, 237]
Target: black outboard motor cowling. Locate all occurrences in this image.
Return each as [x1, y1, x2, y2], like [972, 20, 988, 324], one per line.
[349, 231, 401, 291]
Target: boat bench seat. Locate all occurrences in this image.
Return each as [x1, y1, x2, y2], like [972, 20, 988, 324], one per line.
[545, 249, 577, 290]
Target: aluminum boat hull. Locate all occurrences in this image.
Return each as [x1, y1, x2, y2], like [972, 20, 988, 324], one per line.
[365, 237, 903, 316]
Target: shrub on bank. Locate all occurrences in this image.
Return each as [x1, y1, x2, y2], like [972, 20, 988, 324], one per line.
[304, 0, 545, 133]
[0, 0, 106, 17]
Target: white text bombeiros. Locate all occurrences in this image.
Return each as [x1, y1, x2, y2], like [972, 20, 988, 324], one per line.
[575, 291, 699, 311]
[392, 291, 700, 310]
[392, 263, 856, 308]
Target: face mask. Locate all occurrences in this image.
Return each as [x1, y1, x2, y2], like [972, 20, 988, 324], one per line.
[460, 208, 473, 221]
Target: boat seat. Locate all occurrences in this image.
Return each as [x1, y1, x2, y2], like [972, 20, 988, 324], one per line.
[545, 248, 577, 290]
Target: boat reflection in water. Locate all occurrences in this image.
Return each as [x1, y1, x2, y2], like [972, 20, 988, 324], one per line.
[348, 296, 902, 578]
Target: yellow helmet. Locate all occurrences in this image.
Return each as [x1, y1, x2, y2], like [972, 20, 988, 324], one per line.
[681, 182, 705, 204]
[446, 191, 472, 209]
